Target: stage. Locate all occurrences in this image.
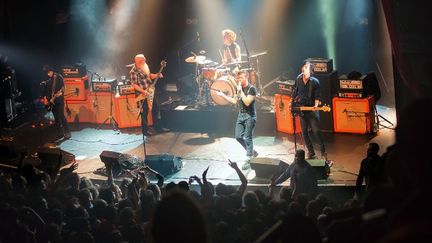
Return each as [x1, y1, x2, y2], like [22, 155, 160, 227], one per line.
[0, 103, 396, 190]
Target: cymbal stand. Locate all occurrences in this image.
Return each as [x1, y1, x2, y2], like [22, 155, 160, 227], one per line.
[253, 57, 264, 95]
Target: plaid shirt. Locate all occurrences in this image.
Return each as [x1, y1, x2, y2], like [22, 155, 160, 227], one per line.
[129, 65, 152, 89]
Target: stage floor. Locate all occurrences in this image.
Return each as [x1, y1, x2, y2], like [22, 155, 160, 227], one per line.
[1, 105, 396, 188]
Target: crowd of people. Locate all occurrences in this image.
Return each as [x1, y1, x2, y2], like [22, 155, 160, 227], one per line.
[1, 97, 431, 243]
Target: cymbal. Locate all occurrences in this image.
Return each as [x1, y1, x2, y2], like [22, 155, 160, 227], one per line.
[249, 51, 268, 58]
[198, 59, 213, 65]
[185, 55, 206, 63]
[240, 51, 268, 58]
[125, 63, 134, 68]
[222, 60, 249, 66]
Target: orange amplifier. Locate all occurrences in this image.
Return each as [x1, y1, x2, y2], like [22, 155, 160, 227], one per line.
[274, 94, 301, 134]
[114, 95, 141, 128]
[88, 92, 115, 124]
[332, 96, 375, 134]
[64, 99, 95, 123]
[64, 75, 89, 101]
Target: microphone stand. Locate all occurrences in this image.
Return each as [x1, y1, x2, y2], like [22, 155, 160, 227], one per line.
[239, 30, 263, 94]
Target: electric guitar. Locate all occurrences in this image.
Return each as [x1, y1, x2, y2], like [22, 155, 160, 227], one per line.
[135, 59, 167, 109]
[291, 104, 331, 113]
[44, 88, 79, 111]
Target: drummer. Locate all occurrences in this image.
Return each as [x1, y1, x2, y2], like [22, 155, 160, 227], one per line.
[220, 29, 242, 74]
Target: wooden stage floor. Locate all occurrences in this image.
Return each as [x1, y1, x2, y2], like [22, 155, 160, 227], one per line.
[1, 105, 396, 188]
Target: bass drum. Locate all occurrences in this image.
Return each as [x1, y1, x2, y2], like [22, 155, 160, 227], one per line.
[210, 75, 238, 105]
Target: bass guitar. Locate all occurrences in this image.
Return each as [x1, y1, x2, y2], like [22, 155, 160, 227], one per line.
[135, 59, 167, 109]
[291, 104, 331, 113]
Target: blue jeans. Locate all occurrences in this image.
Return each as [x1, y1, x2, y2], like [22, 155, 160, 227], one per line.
[299, 111, 325, 156]
[235, 113, 256, 157]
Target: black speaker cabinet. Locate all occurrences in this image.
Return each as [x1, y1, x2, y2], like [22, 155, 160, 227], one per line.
[145, 154, 182, 177]
[99, 150, 124, 177]
[314, 71, 338, 132]
[250, 158, 289, 178]
[307, 159, 330, 180]
[37, 147, 75, 172]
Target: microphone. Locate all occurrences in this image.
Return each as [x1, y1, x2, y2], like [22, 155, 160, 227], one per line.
[190, 51, 197, 57]
[196, 32, 200, 42]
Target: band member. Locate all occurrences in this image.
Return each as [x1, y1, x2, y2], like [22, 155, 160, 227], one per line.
[291, 62, 326, 159]
[221, 29, 241, 64]
[129, 54, 167, 136]
[221, 29, 242, 74]
[41, 65, 71, 140]
[217, 71, 258, 170]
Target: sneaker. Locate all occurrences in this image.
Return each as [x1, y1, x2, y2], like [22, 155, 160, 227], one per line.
[253, 150, 259, 158]
[241, 161, 251, 170]
[64, 132, 71, 139]
[307, 153, 317, 160]
[155, 127, 170, 133]
[321, 152, 327, 160]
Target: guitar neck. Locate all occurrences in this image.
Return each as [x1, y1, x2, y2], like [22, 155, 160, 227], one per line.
[151, 61, 166, 86]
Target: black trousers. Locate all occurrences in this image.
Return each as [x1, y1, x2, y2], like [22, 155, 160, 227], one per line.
[52, 97, 69, 133]
[139, 95, 162, 133]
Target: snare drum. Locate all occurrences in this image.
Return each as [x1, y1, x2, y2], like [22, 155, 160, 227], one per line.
[210, 75, 238, 105]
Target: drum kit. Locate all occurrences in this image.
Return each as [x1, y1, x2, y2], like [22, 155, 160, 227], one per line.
[185, 51, 267, 106]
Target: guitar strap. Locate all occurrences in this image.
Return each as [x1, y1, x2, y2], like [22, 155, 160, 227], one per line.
[51, 73, 57, 98]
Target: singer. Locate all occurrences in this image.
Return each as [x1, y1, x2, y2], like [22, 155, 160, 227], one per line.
[216, 70, 258, 170]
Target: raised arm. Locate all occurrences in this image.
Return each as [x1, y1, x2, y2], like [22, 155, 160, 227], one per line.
[229, 159, 248, 196]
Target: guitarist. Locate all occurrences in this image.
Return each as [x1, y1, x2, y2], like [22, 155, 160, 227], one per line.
[290, 62, 325, 159]
[129, 54, 167, 136]
[41, 65, 71, 140]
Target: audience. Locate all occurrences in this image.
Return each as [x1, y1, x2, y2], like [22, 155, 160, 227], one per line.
[0, 98, 430, 243]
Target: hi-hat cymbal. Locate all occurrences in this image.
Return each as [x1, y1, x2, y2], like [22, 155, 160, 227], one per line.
[185, 55, 206, 63]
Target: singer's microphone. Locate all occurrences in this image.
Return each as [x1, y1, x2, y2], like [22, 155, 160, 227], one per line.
[196, 32, 200, 42]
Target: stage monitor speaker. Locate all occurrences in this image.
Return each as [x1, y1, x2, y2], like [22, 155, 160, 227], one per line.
[145, 154, 182, 177]
[250, 158, 289, 178]
[37, 147, 75, 172]
[100, 150, 127, 177]
[332, 96, 375, 134]
[251, 158, 330, 180]
[314, 71, 338, 132]
[306, 159, 330, 180]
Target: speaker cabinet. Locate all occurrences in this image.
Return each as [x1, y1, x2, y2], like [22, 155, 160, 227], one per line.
[333, 96, 375, 134]
[114, 95, 141, 128]
[251, 158, 330, 180]
[250, 158, 289, 178]
[145, 154, 182, 177]
[307, 159, 330, 180]
[37, 147, 75, 172]
[274, 94, 301, 134]
[314, 71, 338, 132]
[99, 150, 124, 177]
[64, 76, 89, 101]
[65, 100, 94, 123]
[88, 92, 115, 124]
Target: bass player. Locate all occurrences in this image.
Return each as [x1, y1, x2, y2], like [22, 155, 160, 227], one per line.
[129, 54, 169, 136]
